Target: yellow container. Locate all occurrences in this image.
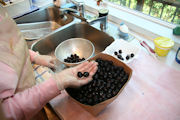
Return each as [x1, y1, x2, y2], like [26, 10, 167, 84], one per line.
[154, 37, 174, 56]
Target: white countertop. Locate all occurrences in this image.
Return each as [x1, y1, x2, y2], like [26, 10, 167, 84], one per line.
[128, 31, 180, 71]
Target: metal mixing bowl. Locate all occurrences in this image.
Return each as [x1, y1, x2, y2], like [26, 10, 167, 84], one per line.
[55, 38, 95, 67]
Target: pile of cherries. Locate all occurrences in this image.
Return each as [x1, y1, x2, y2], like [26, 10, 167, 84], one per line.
[64, 54, 85, 63]
[66, 58, 129, 106]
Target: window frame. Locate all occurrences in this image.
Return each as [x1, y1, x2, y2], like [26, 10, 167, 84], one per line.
[84, 0, 180, 48]
[103, 0, 177, 29]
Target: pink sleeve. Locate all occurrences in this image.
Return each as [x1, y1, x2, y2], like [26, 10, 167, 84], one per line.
[0, 62, 61, 120]
[29, 49, 38, 62]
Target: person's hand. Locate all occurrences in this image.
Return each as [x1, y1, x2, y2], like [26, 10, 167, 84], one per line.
[34, 55, 56, 68]
[54, 61, 98, 90]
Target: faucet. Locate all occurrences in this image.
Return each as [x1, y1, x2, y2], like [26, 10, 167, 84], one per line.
[68, 0, 84, 17]
[64, 9, 107, 31]
[53, 0, 85, 17]
[53, 0, 108, 31]
[88, 16, 108, 31]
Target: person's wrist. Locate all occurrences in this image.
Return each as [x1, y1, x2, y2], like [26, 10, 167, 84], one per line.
[32, 52, 40, 63]
[53, 73, 65, 91]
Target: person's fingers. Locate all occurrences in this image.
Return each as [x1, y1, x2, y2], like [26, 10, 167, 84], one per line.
[74, 61, 89, 70]
[89, 64, 98, 76]
[88, 62, 98, 72]
[50, 58, 56, 64]
[77, 64, 98, 86]
[48, 63, 55, 68]
[72, 61, 97, 79]
[82, 61, 98, 73]
[78, 61, 95, 72]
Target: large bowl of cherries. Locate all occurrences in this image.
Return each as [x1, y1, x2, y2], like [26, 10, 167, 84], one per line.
[66, 53, 132, 116]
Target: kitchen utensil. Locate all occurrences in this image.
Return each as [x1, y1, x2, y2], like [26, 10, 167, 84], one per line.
[134, 35, 157, 59]
[55, 38, 95, 67]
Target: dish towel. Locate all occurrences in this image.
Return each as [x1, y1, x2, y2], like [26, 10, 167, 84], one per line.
[32, 64, 53, 84]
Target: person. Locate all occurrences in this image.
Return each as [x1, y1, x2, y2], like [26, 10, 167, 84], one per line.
[0, 6, 98, 120]
[0, 100, 6, 120]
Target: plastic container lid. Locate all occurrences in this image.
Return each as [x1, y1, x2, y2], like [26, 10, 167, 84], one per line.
[154, 37, 174, 48]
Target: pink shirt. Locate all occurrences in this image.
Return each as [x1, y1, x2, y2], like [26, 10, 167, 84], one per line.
[0, 50, 61, 120]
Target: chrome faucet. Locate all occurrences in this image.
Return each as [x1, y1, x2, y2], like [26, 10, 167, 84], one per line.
[53, 0, 107, 30]
[53, 0, 84, 17]
[88, 16, 108, 31]
[68, 0, 84, 17]
[61, 8, 108, 31]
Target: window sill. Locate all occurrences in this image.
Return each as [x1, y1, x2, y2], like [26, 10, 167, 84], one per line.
[84, 0, 180, 50]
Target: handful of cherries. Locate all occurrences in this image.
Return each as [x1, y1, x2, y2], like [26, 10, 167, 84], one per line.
[77, 72, 89, 78]
[66, 58, 129, 106]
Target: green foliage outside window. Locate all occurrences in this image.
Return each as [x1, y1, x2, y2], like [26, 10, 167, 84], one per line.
[106, 0, 180, 25]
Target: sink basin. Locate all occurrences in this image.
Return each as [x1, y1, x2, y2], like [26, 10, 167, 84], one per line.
[31, 22, 114, 56]
[31, 22, 114, 72]
[15, 5, 75, 40]
[15, 5, 74, 26]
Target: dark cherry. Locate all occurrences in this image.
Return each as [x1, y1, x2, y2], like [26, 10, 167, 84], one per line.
[71, 54, 74, 58]
[77, 72, 83, 78]
[107, 94, 112, 98]
[120, 57, 124, 61]
[114, 51, 118, 55]
[119, 50, 122, 54]
[131, 53, 134, 57]
[64, 59, 68, 62]
[83, 72, 89, 77]
[126, 55, 130, 60]
[87, 99, 93, 104]
[117, 55, 122, 59]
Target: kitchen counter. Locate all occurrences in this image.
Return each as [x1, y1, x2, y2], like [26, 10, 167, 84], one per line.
[49, 49, 180, 120]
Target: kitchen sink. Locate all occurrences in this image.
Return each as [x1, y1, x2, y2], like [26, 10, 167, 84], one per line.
[15, 5, 74, 26]
[31, 22, 114, 56]
[31, 22, 114, 71]
[14, 5, 76, 40]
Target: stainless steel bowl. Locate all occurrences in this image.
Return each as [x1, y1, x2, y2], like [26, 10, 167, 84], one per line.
[55, 38, 95, 67]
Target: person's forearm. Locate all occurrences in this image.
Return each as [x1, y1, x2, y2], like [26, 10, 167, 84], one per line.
[2, 77, 60, 120]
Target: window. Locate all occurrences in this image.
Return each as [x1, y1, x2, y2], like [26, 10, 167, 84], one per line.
[105, 0, 180, 25]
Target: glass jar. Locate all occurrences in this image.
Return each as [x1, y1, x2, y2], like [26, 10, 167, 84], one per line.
[97, 1, 109, 17]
